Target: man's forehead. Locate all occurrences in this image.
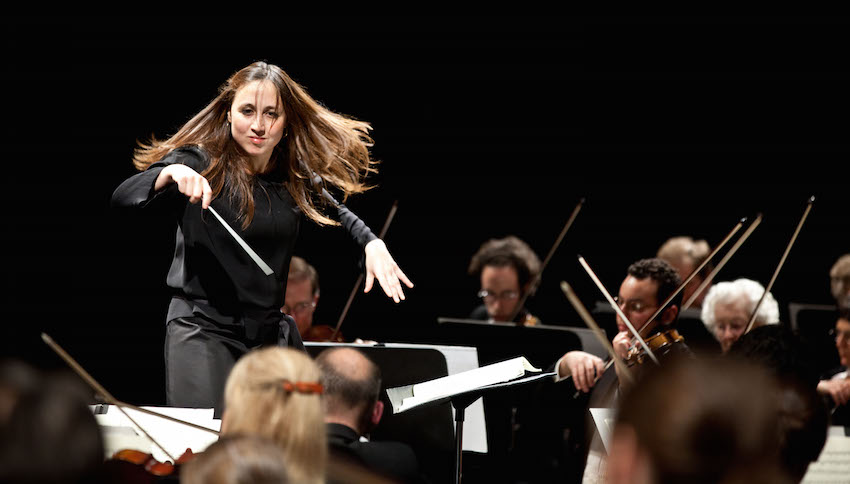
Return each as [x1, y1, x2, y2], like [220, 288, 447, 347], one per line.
[619, 275, 660, 299]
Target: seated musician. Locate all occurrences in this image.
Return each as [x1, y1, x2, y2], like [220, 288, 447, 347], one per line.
[606, 357, 795, 484]
[220, 346, 326, 484]
[656, 235, 714, 309]
[553, 258, 691, 484]
[315, 347, 423, 483]
[0, 360, 105, 484]
[467, 235, 542, 326]
[727, 324, 829, 482]
[281, 256, 321, 340]
[700, 278, 780, 353]
[816, 309, 850, 426]
[180, 434, 291, 484]
[831, 253, 850, 311]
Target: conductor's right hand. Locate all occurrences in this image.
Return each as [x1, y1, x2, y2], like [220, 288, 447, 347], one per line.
[559, 351, 606, 393]
[155, 164, 213, 209]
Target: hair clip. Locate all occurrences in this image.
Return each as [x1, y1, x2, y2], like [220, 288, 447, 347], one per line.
[281, 380, 323, 394]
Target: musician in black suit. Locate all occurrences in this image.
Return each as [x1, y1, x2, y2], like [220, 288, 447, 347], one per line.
[315, 347, 424, 483]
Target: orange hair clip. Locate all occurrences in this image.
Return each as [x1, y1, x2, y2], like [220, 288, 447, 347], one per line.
[281, 380, 324, 394]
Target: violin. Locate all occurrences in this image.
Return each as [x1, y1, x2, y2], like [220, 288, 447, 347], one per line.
[302, 324, 345, 342]
[625, 328, 684, 367]
[100, 448, 195, 482]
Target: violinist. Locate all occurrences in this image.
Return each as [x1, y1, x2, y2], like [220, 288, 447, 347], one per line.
[700, 278, 780, 353]
[656, 235, 713, 310]
[111, 61, 413, 416]
[555, 258, 692, 484]
[816, 309, 850, 425]
[280, 256, 321, 341]
[830, 253, 850, 311]
[467, 235, 542, 325]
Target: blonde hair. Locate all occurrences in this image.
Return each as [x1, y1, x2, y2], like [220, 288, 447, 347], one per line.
[223, 347, 326, 484]
[132, 61, 377, 228]
[657, 236, 713, 275]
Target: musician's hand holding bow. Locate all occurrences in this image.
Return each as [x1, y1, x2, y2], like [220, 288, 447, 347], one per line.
[364, 239, 414, 303]
[818, 377, 850, 406]
[612, 331, 635, 390]
[559, 351, 606, 393]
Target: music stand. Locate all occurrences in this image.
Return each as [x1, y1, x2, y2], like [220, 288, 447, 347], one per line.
[387, 366, 557, 484]
[435, 317, 584, 368]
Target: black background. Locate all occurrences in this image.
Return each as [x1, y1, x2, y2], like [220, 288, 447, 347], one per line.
[3, 15, 848, 406]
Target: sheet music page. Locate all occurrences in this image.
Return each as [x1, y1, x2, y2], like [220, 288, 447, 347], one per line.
[399, 356, 540, 412]
[589, 408, 617, 455]
[95, 406, 220, 462]
[802, 427, 850, 483]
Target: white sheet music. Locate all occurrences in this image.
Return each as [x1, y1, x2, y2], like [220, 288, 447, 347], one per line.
[802, 426, 850, 483]
[94, 406, 220, 462]
[395, 356, 541, 413]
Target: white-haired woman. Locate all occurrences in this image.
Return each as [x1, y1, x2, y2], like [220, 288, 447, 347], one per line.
[701, 278, 780, 353]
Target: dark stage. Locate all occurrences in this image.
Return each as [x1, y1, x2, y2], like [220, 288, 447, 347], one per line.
[3, 14, 849, 480]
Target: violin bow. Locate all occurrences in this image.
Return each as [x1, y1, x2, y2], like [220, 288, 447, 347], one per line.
[560, 281, 634, 385]
[507, 198, 585, 324]
[682, 214, 763, 311]
[331, 200, 399, 341]
[744, 196, 815, 334]
[636, 217, 746, 336]
[578, 255, 659, 365]
[41, 333, 219, 461]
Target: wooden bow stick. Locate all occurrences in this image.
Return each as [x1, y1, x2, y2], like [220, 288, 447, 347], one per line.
[560, 281, 634, 385]
[682, 214, 763, 311]
[633, 217, 746, 337]
[744, 197, 814, 334]
[577, 255, 659, 365]
[41, 333, 219, 462]
[506, 198, 584, 323]
[331, 200, 399, 341]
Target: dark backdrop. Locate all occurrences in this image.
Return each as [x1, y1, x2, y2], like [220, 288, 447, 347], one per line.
[3, 15, 848, 406]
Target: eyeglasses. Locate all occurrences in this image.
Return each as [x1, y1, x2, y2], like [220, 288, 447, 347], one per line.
[282, 301, 316, 314]
[478, 290, 519, 302]
[828, 328, 850, 341]
[613, 296, 656, 313]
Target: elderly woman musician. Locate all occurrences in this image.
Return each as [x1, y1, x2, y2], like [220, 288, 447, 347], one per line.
[701, 278, 780, 353]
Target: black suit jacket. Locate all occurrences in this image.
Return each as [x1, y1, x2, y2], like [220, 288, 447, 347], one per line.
[326, 423, 424, 483]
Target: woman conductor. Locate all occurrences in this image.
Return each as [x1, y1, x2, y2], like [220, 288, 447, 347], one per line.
[112, 61, 413, 413]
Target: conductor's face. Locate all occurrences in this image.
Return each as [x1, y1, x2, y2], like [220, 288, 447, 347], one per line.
[228, 80, 286, 171]
[479, 265, 521, 322]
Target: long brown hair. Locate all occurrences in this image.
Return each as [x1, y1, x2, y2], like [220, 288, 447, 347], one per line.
[133, 61, 377, 227]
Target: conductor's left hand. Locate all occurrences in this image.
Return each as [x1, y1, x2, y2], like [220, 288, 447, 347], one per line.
[364, 239, 414, 303]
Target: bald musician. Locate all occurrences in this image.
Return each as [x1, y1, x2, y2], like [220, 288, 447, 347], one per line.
[314, 347, 423, 484]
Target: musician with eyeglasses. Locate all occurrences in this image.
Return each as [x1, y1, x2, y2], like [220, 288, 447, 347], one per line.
[281, 256, 320, 339]
[467, 235, 542, 326]
[553, 258, 693, 484]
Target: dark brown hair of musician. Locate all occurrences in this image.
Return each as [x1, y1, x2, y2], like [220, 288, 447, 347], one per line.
[467, 236, 542, 289]
[132, 61, 377, 228]
[0, 364, 105, 484]
[627, 258, 683, 310]
[612, 356, 792, 484]
[181, 434, 290, 484]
